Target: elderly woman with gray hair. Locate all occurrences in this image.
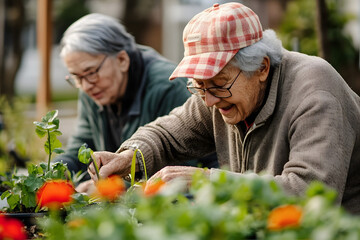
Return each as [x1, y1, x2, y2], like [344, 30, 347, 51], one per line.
[54, 13, 218, 193]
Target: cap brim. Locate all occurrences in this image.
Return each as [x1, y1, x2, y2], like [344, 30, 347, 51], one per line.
[169, 49, 238, 80]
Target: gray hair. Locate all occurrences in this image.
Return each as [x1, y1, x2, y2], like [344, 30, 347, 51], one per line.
[60, 13, 137, 58]
[230, 29, 283, 77]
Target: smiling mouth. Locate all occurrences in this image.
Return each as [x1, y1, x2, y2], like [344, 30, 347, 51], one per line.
[219, 105, 233, 111]
[92, 92, 102, 99]
[218, 105, 234, 115]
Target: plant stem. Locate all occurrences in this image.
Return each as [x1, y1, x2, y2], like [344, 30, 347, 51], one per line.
[91, 153, 101, 180]
[130, 148, 147, 186]
[47, 129, 52, 171]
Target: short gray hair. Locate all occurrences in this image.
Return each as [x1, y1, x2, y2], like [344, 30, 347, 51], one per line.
[60, 13, 137, 58]
[230, 29, 283, 77]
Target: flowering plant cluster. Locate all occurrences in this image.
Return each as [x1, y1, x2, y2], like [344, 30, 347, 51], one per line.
[0, 110, 89, 239]
[39, 171, 360, 240]
[0, 110, 70, 213]
[2, 110, 360, 240]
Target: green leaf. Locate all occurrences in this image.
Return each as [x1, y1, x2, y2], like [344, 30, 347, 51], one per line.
[7, 194, 20, 210]
[52, 130, 62, 136]
[42, 123, 57, 130]
[53, 148, 65, 154]
[27, 164, 38, 175]
[33, 121, 47, 128]
[1, 190, 11, 200]
[35, 127, 47, 138]
[44, 134, 63, 155]
[34, 121, 57, 130]
[24, 175, 45, 192]
[42, 109, 58, 123]
[22, 191, 37, 209]
[50, 162, 68, 179]
[27, 164, 43, 176]
[40, 163, 47, 171]
[52, 118, 60, 129]
[78, 143, 93, 165]
[51, 136, 63, 149]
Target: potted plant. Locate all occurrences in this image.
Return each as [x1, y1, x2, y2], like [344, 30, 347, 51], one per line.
[0, 110, 89, 238]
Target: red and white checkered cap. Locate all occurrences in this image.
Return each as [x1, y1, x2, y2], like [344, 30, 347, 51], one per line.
[170, 2, 263, 80]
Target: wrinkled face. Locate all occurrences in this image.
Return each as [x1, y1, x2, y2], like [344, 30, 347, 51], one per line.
[64, 51, 129, 106]
[192, 62, 269, 125]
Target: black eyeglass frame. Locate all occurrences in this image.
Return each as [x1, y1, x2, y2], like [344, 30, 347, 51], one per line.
[187, 69, 242, 98]
[65, 55, 108, 88]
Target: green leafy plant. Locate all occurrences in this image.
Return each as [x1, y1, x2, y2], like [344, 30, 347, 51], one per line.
[33, 110, 65, 171]
[1, 110, 69, 212]
[40, 171, 360, 240]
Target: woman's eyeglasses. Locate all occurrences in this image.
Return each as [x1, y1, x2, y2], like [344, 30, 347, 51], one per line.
[65, 55, 108, 88]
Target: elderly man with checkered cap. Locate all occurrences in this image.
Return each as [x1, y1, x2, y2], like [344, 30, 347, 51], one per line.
[89, 2, 360, 214]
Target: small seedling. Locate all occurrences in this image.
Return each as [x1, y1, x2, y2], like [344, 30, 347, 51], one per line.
[78, 143, 100, 180]
[33, 110, 65, 171]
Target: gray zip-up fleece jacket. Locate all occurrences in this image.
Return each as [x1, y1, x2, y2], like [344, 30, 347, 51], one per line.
[119, 49, 360, 214]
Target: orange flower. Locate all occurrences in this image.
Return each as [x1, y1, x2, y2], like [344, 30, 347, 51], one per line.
[0, 214, 27, 240]
[36, 180, 75, 210]
[67, 218, 86, 228]
[143, 179, 166, 196]
[95, 175, 125, 201]
[267, 204, 303, 231]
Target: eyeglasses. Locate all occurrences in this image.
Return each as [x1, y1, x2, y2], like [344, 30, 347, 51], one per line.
[65, 55, 108, 88]
[187, 69, 242, 98]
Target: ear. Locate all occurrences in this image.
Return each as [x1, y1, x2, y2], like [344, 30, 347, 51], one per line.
[258, 56, 270, 82]
[116, 50, 130, 72]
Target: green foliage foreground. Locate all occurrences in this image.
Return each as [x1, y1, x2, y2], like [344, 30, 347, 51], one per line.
[41, 172, 360, 240]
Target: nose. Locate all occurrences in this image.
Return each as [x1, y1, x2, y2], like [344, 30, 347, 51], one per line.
[203, 91, 220, 107]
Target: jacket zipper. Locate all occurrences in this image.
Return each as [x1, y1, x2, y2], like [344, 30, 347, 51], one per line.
[242, 122, 265, 172]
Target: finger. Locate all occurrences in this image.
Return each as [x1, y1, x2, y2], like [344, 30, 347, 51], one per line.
[88, 167, 98, 182]
[154, 166, 201, 183]
[88, 161, 95, 175]
[88, 152, 107, 181]
[75, 180, 90, 193]
[87, 160, 99, 182]
[98, 160, 122, 179]
[147, 171, 162, 184]
[92, 152, 104, 167]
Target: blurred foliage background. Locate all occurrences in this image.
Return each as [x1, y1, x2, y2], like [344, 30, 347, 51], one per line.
[0, 97, 46, 173]
[278, 0, 359, 89]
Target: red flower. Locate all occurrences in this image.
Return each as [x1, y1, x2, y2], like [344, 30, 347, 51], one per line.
[95, 175, 125, 201]
[0, 214, 27, 240]
[143, 179, 166, 196]
[36, 180, 75, 210]
[267, 204, 303, 231]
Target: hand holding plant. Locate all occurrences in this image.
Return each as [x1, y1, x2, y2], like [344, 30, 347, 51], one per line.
[78, 144, 100, 180]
